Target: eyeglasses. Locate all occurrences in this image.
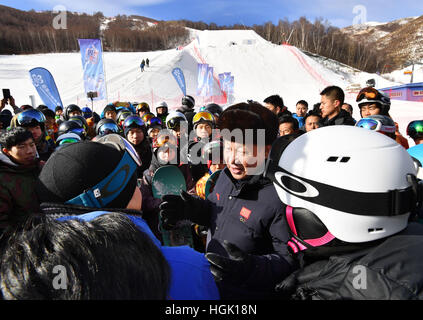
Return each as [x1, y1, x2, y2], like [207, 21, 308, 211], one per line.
[356, 87, 380, 103]
[17, 109, 46, 126]
[123, 116, 145, 129]
[407, 120, 423, 138]
[193, 111, 214, 125]
[98, 122, 120, 136]
[66, 135, 141, 208]
[355, 118, 396, 133]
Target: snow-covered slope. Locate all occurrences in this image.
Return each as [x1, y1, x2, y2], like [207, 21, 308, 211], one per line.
[0, 29, 421, 140]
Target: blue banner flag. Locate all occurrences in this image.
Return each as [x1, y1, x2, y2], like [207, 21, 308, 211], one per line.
[78, 39, 107, 100]
[197, 63, 209, 96]
[29, 67, 63, 110]
[206, 66, 214, 97]
[172, 67, 187, 96]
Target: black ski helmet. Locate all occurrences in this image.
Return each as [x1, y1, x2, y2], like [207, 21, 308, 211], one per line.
[204, 103, 223, 118]
[58, 120, 87, 139]
[64, 104, 82, 120]
[96, 118, 120, 136]
[181, 95, 195, 109]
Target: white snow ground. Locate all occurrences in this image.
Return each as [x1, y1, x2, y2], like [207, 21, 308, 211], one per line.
[0, 29, 422, 144]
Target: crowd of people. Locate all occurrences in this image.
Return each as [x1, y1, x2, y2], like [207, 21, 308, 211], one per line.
[0, 84, 423, 300]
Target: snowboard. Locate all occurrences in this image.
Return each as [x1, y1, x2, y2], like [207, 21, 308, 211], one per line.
[152, 165, 194, 248]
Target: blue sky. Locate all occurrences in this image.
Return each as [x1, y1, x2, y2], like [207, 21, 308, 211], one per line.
[2, 0, 423, 28]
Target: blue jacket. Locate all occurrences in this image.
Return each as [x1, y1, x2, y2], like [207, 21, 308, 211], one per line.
[292, 114, 305, 129]
[205, 168, 297, 299]
[58, 211, 219, 300]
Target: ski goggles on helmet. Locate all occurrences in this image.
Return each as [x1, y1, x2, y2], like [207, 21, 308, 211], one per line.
[142, 113, 154, 123]
[58, 137, 80, 145]
[147, 117, 162, 127]
[356, 87, 381, 103]
[407, 120, 423, 139]
[115, 102, 129, 108]
[136, 103, 150, 111]
[355, 118, 396, 134]
[66, 135, 141, 208]
[193, 111, 214, 125]
[166, 117, 186, 130]
[69, 127, 86, 137]
[98, 122, 120, 136]
[123, 116, 145, 129]
[264, 136, 417, 217]
[17, 109, 46, 126]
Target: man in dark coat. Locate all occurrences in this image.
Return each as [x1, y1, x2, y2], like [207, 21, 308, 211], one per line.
[319, 86, 355, 127]
[159, 102, 297, 299]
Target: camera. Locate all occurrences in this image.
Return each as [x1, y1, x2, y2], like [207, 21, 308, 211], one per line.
[87, 91, 98, 99]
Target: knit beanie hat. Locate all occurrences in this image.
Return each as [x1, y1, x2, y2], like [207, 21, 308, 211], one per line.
[218, 102, 279, 146]
[103, 104, 117, 114]
[36, 140, 137, 209]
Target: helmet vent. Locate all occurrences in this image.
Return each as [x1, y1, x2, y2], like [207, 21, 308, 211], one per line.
[368, 228, 384, 234]
[327, 156, 350, 163]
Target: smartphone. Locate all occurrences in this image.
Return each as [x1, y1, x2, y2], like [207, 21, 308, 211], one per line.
[2, 89, 11, 101]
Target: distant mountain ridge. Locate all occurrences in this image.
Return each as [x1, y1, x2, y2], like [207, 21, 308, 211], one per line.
[341, 16, 423, 71]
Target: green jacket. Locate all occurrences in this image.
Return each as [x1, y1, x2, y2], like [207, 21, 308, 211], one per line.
[0, 152, 41, 232]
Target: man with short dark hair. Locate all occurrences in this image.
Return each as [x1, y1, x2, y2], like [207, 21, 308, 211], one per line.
[0, 127, 42, 234]
[304, 112, 322, 132]
[0, 213, 172, 300]
[263, 94, 291, 117]
[293, 100, 308, 129]
[319, 86, 355, 127]
[278, 116, 299, 136]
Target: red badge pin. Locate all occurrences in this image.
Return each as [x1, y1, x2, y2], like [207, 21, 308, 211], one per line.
[240, 207, 251, 220]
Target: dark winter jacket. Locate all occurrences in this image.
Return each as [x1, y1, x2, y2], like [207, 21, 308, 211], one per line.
[204, 168, 297, 299]
[319, 109, 356, 127]
[36, 134, 56, 161]
[277, 222, 423, 300]
[132, 138, 153, 177]
[0, 152, 41, 233]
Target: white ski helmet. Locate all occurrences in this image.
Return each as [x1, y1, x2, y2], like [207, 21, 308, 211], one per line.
[265, 126, 420, 246]
[165, 110, 187, 130]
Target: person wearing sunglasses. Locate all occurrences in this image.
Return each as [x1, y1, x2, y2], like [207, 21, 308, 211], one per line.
[123, 115, 152, 176]
[32, 134, 218, 300]
[319, 86, 355, 127]
[0, 127, 42, 235]
[11, 109, 56, 162]
[159, 102, 297, 299]
[356, 86, 409, 149]
[264, 125, 423, 300]
[165, 110, 188, 141]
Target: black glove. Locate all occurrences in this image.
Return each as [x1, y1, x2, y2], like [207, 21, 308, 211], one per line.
[205, 240, 255, 285]
[159, 190, 210, 230]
